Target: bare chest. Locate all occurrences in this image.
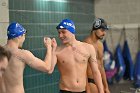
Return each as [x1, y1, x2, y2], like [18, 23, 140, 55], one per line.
[57, 46, 90, 66]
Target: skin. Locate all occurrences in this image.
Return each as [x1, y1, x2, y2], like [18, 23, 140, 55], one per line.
[0, 57, 8, 77]
[49, 29, 104, 93]
[3, 33, 53, 93]
[84, 28, 110, 93]
[0, 57, 8, 93]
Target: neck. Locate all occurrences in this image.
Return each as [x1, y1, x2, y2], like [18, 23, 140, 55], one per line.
[64, 38, 78, 47]
[90, 32, 98, 43]
[6, 40, 20, 49]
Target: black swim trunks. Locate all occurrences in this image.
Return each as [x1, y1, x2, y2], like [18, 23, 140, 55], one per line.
[88, 78, 95, 84]
[59, 90, 86, 93]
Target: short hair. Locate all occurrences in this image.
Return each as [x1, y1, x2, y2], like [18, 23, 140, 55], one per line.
[0, 45, 11, 61]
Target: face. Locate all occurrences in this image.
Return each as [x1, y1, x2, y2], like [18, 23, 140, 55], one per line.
[58, 29, 74, 44]
[95, 29, 106, 40]
[19, 34, 26, 48]
[0, 57, 8, 77]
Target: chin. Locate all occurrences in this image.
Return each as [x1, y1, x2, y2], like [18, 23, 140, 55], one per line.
[18, 45, 22, 49]
[61, 40, 68, 44]
[18, 47, 22, 49]
[62, 42, 68, 45]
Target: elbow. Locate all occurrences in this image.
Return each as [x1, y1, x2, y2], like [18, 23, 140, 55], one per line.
[48, 71, 53, 74]
[47, 69, 54, 74]
[45, 67, 53, 74]
[93, 69, 101, 77]
[43, 65, 51, 73]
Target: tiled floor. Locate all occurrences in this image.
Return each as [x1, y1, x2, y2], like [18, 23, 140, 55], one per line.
[109, 80, 137, 93]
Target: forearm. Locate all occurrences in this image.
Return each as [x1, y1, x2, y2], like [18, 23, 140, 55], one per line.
[94, 70, 104, 93]
[44, 46, 52, 70]
[101, 67, 109, 89]
[99, 57, 109, 91]
[48, 48, 57, 74]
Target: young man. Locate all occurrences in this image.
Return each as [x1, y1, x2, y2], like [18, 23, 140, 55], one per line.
[84, 18, 110, 93]
[3, 22, 54, 93]
[0, 45, 11, 93]
[49, 19, 104, 93]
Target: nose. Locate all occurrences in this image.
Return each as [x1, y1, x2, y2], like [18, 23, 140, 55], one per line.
[59, 33, 63, 38]
[103, 31, 106, 36]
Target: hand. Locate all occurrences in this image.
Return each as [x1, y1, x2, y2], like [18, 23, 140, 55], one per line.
[51, 38, 57, 50]
[44, 37, 52, 48]
[104, 88, 110, 93]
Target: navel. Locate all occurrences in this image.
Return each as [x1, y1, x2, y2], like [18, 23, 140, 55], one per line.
[83, 59, 86, 62]
[77, 80, 79, 83]
[62, 61, 65, 63]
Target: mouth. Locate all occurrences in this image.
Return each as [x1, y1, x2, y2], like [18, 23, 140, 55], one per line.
[60, 38, 68, 44]
[98, 36, 104, 40]
[60, 37, 66, 41]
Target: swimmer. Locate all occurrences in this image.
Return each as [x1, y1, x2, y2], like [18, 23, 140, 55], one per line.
[0, 45, 11, 93]
[84, 18, 110, 93]
[48, 19, 104, 93]
[3, 22, 55, 93]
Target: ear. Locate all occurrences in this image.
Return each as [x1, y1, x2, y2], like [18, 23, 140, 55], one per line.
[18, 35, 23, 39]
[17, 36, 21, 39]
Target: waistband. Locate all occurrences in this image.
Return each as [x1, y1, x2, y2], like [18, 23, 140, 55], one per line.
[60, 90, 86, 93]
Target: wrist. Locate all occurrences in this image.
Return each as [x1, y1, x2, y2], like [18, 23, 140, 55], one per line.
[47, 45, 52, 48]
[47, 46, 52, 51]
[52, 47, 56, 51]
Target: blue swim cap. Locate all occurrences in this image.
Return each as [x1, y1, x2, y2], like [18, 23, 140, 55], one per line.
[7, 22, 26, 39]
[92, 18, 108, 31]
[56, 19, 76, 34]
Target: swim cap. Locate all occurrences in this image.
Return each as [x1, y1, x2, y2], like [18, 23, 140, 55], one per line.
[92, 18, 108, 31]
[7, 22, 26, 39]
[56, 19, 76, 34]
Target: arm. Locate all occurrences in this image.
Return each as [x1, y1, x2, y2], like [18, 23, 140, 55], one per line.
[98, 43, 110, 93]
[88, 45, 104, 93]
[86, 73, 91, 93]
[48, 38, 58, 74]
[20, 37, 52, 73]
[99, 60, 110, 93]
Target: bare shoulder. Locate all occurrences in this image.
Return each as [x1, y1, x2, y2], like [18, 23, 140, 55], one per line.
[82, 42, 96, 59]
[98, 41, 103, 48]
[83, 36, 92, 44]
[82, 42, 95, 51]
[16, 49, 35, 61]
[96, 41, 104, 59]
[97, 41, 104, 51]
[19, 49, 33, 56]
